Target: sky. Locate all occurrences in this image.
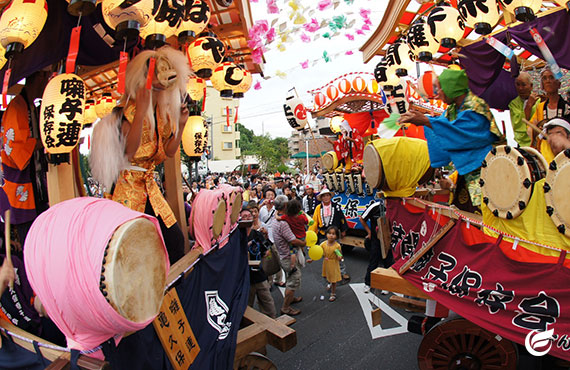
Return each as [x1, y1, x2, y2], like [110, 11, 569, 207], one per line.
[237, 0, 389, 139]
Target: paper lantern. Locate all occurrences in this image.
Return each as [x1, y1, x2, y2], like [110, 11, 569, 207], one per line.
[0, 45, 6, 70]
[177, 0, 211, 43]
[39, 74, 86, 154]
[326, 85, 339, 101]
[283, 96, 308, 131]
[385, 42, 416, 77]
[314, 92, 327, 107]
[187, 76, 206, 101]
[187, 36, 226, 78]
[499, 0, 542, 22]
[387, 84, 409, 115]
[338, 78, 351, 94]
[407, 20, 440, 61]
[102, 0, 154, 41]
[66, 0, 96, 16]
[553, 0, 570, 10]
[352, 76, 367, 92]
[84, 99, 98, 124]
[0, 0, 48, 57]
[427, 3, 465, 48]
[182, 115, 208, 158]
[367, 79, 379, 94]
[418, 71, 439, 99]
[233, 68, 252, 98]
[211, 61, 243, 97]
[457, 0, 501, 35]
[140, 10, 178, 49]
[330, 115, 344, 134]
[374, 58, 400, 91]
[95, 93, 115, 118]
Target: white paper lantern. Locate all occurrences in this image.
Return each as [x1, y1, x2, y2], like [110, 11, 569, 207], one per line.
[314, 92, 326, 107]
[187, 76, 206, 101]
[187, 36, 226, 78]
[0, 0, 48, 56]
[499, 0, 542, 22]
[84, 99, 98, 124]
[283, 96, 308, 131]
[177, 0, 211, 43]
[140, 10, 178, 49]
[385, 42, 416, 77]
[95, 93, 115, 118]
[457, 0, 501, 35]
[233, 68, 252, 98]
[211, 61, 243, 97]
[182, 115, 208, 158]
[387, 84, 409, 115]
[102, 0, 154, 40]
[427, 3, 465, 48]
[374, 58, 400, 91]
[407, 20, 440, 61]
[39, 74, 86, 154]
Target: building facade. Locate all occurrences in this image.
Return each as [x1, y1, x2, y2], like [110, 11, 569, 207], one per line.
[204, 86, 241, 161]
[288, 117, 333, 172]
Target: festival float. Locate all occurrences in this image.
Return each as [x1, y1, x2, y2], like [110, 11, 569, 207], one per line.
[357, 0, 570, 368]
[0, 0, 296, 369]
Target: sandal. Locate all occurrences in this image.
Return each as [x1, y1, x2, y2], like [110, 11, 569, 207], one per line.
[329, 294, 336, 302]
[280, 307, 301, 316]
[292, 296, 303, 304]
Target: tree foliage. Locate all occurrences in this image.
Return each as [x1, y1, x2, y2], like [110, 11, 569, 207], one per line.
[237, 123, 289, 173]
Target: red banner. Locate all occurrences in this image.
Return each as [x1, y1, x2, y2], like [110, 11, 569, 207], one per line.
[387, 199, 570, 361]
[66, 26, 81, 74]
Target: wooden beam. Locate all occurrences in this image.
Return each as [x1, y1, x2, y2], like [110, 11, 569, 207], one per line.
[275, 315, 296, 327]
[404, 198, 482, 223]
[241, 307, 297, 352]
[370, 267, 430, 299]
[234, 323, 267, 362]
[389, 295, 427, 313]
[45, 356, 71, 370]
[340, 235, 365, 249]
[47, 162, 77, 206]
[371, 308, 382, 327]
[163, 150, 190, 253]
[165, 246, 203, 288]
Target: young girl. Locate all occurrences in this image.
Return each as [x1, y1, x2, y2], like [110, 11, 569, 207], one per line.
[321, 226, 342, 301]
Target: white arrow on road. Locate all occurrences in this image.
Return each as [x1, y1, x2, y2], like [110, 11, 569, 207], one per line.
[350, 283, 409, 339]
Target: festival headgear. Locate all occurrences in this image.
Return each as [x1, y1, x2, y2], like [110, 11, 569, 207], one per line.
[438, 69, 469, 100]
[544, 118, 570, 134]
[317, 188, 334, 201]
[306, 184, 314, 189]
[340, 119, 352, 134]
[155, 55, 178, 89]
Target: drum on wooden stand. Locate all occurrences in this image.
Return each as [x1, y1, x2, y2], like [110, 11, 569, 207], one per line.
[544, 149, 570, 236]
[24, 197, 169, 353]
[190, 189, 227, 252]
[322, 151, 339, 172]
[323, 173, 334, 190]
[362, 142, 384, 189]
[480, 146, 548, 219]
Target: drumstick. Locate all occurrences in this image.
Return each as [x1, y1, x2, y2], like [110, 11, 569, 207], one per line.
[523, 118, 549, 140]
[4, 210, 12, 290]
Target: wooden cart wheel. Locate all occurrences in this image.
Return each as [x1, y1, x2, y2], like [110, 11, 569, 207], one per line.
[417, 318, 517, 370]
[238, 352, 277, 370]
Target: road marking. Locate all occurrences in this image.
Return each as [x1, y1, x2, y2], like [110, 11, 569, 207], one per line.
[350, 283, 409, 339]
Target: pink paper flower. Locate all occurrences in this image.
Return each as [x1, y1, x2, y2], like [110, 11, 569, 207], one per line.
[356, 29, 364, 35]
[254, 81, 262, 90]
[252, 48, 264, 64]
[250, 0, 258, 2]
[345, 33, 354, 41]
[364, 18, 372, 26]
[317, 0, 332, 11]
[362, 24, 370, 31]
[300, 33, 311, 43]
[267, 0, 279, 14]
[345, 50, 354, 55]
[359, 8, 371, 18]
[303, 18, 320, 33]
[300, 60, 309, 69]
[266, 27, 276, 43]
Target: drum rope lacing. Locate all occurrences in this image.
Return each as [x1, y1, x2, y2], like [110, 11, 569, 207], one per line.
[405, 197, 567, 254]
[0, 224, 240, 357]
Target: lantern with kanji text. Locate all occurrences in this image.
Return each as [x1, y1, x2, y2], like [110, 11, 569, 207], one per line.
[39, 73, 86, 161]
[457, 0, 501, 35]
[187, 76, 206, 101]
[499, 0, 542, 22]
[283, 96, 308, 131]
[95, 92, 115, 118]
[385, 42, 416, 77]
[0, 0, 48, 57]
[102, 0, 154, 41]
[140, 9, 179, 49]
[187, 35, 226, 78]
[407, 19, 440, 61]
[211, 60, 243, 97]
[178, 0, 211, 43]
[427, 3, 465, 49]
[387, 84, 409, 115]
[182, 114, 208, 158]
[233, 67, 252, 98]
[374, 58, 400, 91]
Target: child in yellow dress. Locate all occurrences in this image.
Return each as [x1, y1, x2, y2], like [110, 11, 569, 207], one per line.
[321, 226, 343, 301]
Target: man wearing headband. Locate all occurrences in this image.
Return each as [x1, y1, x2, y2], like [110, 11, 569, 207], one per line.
[544, 118, 570, 157]
[399, 68, 505, 212]
[508, 72, 539, 147]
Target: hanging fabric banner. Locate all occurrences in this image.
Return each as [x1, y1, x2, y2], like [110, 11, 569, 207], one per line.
[117, 52, 128, 95]
[2, 68, 10, 109]
[485, 37, 514, 59]
[66, 26, 81, 74]
[146, 57, 156, 90]
[529, 28, 563, 80]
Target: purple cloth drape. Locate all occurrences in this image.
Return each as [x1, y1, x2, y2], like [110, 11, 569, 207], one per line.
[460, 9, 570, 110]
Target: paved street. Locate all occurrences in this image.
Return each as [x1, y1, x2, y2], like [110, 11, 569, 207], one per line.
[260, 248, 424, 370]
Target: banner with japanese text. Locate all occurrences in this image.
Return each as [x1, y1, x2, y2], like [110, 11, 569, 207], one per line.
[387, 199, 570, 361]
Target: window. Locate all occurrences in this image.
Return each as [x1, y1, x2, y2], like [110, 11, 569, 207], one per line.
[221, 107, 234, 116]
[223, 141, 233, 150]
[222, 124, 232, 133]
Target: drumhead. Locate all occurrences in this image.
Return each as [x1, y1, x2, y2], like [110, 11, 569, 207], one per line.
[323, 151, 338, 171]
[480, 145, 543, 219]
[230, 192, 243, 225]
[213, 199, 227, 239]
[544, 149, 570, 237]
[103, 218, 167, 323]
[363, 143, 383, 189]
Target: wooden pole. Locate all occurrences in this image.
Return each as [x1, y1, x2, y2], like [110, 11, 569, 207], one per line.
[4, 210, 12, 289]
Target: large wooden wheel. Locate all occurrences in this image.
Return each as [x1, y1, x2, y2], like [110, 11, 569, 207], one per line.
[417, 318, 517, 370]
[237, 352, 277, 370]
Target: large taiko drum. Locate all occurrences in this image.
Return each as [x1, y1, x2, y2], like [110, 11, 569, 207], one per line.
[322, 151, 339, 172]
[544, 149, 570, 236]
[362, 141, 384, 189]
[24, 197, 168, 352]
[190, 189, 227, 252]
[480, 145, 548, 219]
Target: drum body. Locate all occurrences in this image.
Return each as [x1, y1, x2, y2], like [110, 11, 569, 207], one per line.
[218, 184, 243, 247]
[481, 146, 548, 219]
[323, 173, 334, 191]
[362, 141, 384, 189]
[323, 151, 339, 172]
[191, 189, 227, 252]
[24, 197, 168, 352]
[544, 149, 570, 236]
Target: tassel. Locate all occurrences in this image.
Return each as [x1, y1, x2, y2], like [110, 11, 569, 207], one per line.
[234, 106, 239, 124]
[2, 68, 11, 109]
[226, 106, 230, 127]
[146, 57, 156, 90]
[201, 86, 206, 112]
[117, 51, 128, 94]
[66, 26, 81, 74]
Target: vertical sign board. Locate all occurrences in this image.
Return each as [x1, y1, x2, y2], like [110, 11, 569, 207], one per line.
[154, 289, 200, 369]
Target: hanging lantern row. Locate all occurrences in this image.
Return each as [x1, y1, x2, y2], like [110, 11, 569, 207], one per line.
[313, 74, 386, 109]
[0, 0, 48, 57]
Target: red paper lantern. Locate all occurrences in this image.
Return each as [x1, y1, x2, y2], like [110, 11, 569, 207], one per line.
[367, 79, 379, 94]
[337, 78, 351, 94]
[352, 76, 366, 92]
[326, 85, 339, 101]
[314, 92, 326, 107]
[418, 71, 438, 99]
